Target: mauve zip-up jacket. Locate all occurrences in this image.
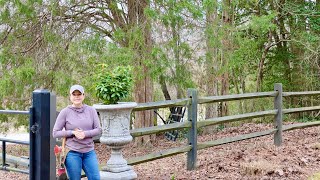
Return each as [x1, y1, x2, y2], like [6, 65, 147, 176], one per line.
[52, 104, 102, 153]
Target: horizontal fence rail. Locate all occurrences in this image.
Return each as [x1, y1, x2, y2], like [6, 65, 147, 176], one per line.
[0, 137, 29, 145]
[283, 91, 320, 97]
[198, 91, 277, 104]
[0, 110, 29, 115]
[0, 153, 29, 167]
[130, 121, 191, 137]
[127, 145, 192, 165]
[283, 106, 320, 114]
[197, 110, 278, 128]
[283, 121, 320, 131]
[0, 165, 29, 174]
[197, 128, 277, 150]
[133, 98, 190, 111]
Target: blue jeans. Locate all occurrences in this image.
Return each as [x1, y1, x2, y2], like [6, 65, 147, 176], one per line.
[65, 150, 100, 180]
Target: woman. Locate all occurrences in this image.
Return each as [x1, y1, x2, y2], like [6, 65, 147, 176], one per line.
[53, 84, 102, 180]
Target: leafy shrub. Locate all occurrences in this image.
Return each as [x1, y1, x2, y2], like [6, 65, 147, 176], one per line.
[95, 64, 133, 104]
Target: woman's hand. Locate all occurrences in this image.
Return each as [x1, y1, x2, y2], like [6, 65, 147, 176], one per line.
[72, 128, 85, 139]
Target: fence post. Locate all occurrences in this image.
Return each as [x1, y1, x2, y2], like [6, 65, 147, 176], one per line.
[187, 88, 198, 170]
[274, 83, 283, 146]
[30, 90, 56, 180]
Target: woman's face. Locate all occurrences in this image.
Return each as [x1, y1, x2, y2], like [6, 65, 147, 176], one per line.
[70, 90, 85, 107]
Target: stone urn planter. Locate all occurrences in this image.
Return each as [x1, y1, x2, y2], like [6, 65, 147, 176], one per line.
[93, 102, 137, 180]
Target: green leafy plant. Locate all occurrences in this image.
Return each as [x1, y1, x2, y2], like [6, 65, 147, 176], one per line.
[95, 64, 133, 105]
[171, 175, 175, 180]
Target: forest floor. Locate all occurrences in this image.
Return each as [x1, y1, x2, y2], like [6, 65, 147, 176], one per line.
[1, 122, 320, 180]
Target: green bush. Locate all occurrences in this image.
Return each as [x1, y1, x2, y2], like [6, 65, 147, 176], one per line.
[95, 64, 133, 104]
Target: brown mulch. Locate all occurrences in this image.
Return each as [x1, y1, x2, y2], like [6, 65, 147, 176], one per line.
[2, 122, 320, 179]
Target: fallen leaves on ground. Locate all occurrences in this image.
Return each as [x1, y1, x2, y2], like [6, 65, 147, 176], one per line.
[2, 122, 320, 180]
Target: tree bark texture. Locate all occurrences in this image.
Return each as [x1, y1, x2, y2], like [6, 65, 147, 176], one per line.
[204, 0, 219, 134]
[220, 0, 232, 117]
[128, 0, 155, 146]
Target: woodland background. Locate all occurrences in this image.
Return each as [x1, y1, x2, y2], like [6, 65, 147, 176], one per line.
[0, 0, 319, 146]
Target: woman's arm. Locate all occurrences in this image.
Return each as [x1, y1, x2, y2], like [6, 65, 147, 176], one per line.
[52, 109, 74, 138]
[83, 108, 102, 138]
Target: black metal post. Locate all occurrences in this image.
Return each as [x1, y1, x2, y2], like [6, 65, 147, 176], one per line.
[187, 88, 198, 170]
[30, 90, 56, 180]
[2, 141, 6, 167]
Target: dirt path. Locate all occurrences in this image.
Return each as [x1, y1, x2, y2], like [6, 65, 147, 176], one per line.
[1, 122, 320, 179]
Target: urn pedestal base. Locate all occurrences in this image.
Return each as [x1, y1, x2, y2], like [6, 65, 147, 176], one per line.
[93, 102, 138, 180]
[100, 167, 137, 180]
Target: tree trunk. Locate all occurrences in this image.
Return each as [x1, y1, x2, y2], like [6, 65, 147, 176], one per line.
[128, 0, 154, 147]
[220, 0, 232, 117]
[256, 30, 273, 92]
[287, 0, 306, 119]
[159, 74, 171, 100]
[203, 0, 219, 134]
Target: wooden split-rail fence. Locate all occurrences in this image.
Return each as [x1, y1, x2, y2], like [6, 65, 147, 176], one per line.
[1, 83, 320, 179]
[127, 83, 320, 170]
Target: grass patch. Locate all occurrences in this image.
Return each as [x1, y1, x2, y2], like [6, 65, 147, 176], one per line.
[308, 172, 320, 180]
[240, 159, 279, 175]
[311, 143, 320, 150]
